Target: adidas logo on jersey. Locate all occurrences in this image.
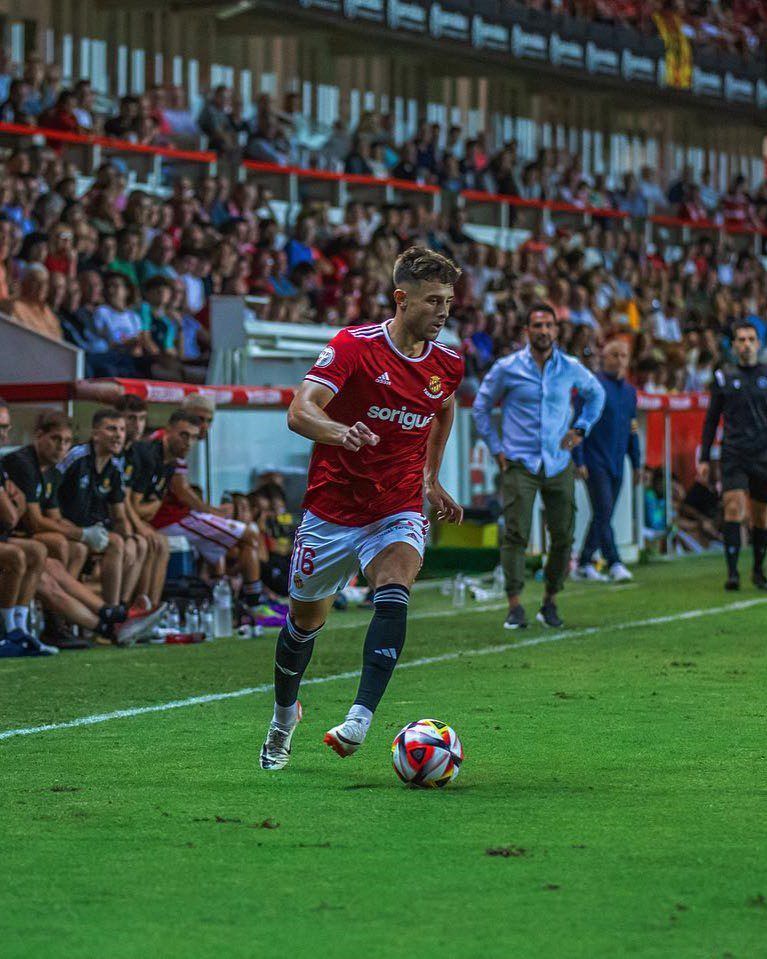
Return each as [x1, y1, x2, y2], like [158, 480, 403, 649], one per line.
[375, 372, 391, 385]
[366, 405, 435, 431]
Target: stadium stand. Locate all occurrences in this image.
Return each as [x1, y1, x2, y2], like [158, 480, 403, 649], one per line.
[0, 3, 758, 650]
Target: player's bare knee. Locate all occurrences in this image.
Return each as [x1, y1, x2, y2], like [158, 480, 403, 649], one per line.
[40, 533, 68, 563]
[45, 557, 67, 578]
[25, 540, 48, 571]
[135, 536, 149, 562]
[106, 532, 124, 557]
[4, 545, 26, 575]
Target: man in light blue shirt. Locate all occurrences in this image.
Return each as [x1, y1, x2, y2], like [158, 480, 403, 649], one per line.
[472, 303, 604, 630]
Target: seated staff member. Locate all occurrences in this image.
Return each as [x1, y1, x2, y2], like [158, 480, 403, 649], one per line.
[114, 394, 169, 610]
[136, 409, 278, 619]
[0, 455, 57, 656]
[0, 405, 161, 651]
[56, 408, 148, 608]
[2, 410, 99, 577]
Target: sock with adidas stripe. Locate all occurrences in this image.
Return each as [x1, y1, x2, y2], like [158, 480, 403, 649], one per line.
[273, 615, 323, 728]
[352, 583, 409, 714]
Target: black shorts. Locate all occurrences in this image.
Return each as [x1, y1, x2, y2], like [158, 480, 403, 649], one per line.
[721, 457, 767, 502]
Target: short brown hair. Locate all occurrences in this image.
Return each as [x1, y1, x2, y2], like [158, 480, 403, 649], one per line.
[114, 394, 148, 414]
[393, 246, 461, 288]
[525, 302, 557, 326]
[35, 410, 72, 434]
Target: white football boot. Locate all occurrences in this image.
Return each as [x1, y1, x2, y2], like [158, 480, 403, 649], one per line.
[609, 562, 633, 583]
[259, 702, 302, 771]
[571, 563, 608, 583]
[323, 717, 368, 758]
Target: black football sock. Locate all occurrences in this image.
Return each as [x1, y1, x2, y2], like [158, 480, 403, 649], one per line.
[273, 615, 323, 720]
[752, 527, 767, 575]
[352, 584, 410, 715]
[243, 579, 266, 606]
[724, 521, 741, 578]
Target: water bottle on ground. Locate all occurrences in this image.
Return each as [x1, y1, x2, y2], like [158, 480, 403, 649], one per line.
[492, 565, 505, 597]
[200, 601, 215, 642]
[29, 600, 43, 639]
[452, 573, 467, 608]
[184, 601, 200, 634]
[167, 601, 181, 632]
[213, 580, 233, 638]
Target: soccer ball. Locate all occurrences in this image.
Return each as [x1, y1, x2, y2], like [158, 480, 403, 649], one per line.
[391, 719, 464, 788]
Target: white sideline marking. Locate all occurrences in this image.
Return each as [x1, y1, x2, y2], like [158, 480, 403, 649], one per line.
[1, 598, 764, 743]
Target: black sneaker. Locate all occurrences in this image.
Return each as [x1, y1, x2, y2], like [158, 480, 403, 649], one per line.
[724, 574, 741, 591]
[503, 605, 528, 630]
[752, 570, 767, 591]
[536, 601, 564, 629]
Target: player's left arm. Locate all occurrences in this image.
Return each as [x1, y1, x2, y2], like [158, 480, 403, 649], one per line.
[424, 395, 463, 524]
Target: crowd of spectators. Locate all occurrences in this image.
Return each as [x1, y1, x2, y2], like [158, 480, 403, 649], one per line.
[0, 45, 764, 396]
[525, 0, 767, 60]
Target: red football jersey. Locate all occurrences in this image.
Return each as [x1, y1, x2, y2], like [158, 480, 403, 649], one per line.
[302, 321, 464, 526]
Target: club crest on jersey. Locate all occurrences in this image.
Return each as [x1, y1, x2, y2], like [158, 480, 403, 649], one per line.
[315, 345, 335, 368]
[424, 374, 444, 399]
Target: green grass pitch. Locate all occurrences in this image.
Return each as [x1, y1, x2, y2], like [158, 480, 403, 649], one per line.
[2, 556, 766, 958]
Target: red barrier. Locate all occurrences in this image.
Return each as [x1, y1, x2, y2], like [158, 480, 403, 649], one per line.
[242, 159, 440, 194]
[0, 120, 216, 164]
[0, 121, 761, 240]
[0, 379, 295, 408]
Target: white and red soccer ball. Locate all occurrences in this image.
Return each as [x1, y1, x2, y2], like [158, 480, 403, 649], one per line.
[391, 718, 464, 788]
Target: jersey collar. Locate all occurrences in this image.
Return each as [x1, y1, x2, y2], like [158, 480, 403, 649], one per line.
[383, 320, 433, 363]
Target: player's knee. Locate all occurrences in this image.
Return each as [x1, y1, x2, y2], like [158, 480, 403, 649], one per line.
[156, 535, 170, 558]
[41, 533, 68, 562]
[123, 538, 137, 564]
[4, 545, 26, 575]
[106, 532, 124, 556]
[135, 536, 149, 561]
[289, 607, 326, 633]
[45, 557, 66, 578]
[26, 540, 48, 570]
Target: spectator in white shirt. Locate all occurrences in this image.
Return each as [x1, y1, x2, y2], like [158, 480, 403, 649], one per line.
[650, 299, 682, 343]
[73, 80, 95, 130]
[638, 166, 667, 211]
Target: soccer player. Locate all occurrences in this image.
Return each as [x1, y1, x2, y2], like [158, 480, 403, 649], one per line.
[149, 396, 281, 623]
[56, 408, 148, 606]
[699, 319, 767, 590]
[2, 410, 91, 577]
[259, 247, 464, 771]
[114, 394, 170, 609]
[0, 458, 56, 655]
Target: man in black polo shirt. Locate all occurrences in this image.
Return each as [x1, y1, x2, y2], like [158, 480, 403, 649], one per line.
[699, 319, 767, 590]
[129, 408, 197, 526]
[56, 408, 148, 607]
[2, 410, 105, 578]
[117, 394, 171, 609]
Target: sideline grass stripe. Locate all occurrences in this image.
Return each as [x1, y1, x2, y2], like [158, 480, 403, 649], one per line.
[1, 597, 764, 743]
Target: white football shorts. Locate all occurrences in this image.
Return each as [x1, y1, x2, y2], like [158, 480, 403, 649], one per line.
[158, 510, 248, 566]
[289, 510, 429, 602]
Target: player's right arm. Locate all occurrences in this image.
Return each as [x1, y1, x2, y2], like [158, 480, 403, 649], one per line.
[698, 371, 725, 481]
[287, 380, 380, 451]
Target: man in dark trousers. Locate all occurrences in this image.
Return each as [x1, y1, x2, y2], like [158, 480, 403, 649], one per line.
[698, 320, 767, 591]
[573, 339, 641, 583]
[473, 303, 604, 630]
